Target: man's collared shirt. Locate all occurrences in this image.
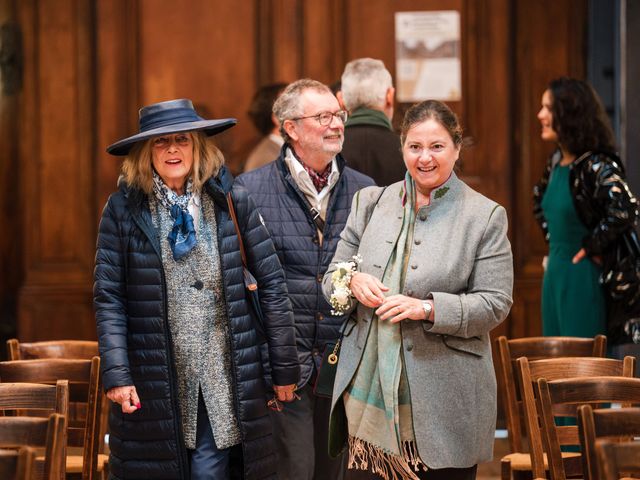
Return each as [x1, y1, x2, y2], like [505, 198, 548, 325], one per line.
[284, 147, 340, 242]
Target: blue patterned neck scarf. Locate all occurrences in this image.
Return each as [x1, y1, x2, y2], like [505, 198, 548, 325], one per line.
[152, 171, 197, 260]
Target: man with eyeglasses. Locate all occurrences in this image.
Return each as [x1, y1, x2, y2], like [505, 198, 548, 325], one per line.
[237, 78, 374, 480]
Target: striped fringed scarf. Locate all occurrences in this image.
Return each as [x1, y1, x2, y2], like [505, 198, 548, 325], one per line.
[343, 172, 428, 480]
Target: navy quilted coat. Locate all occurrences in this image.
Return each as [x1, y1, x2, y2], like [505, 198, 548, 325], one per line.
[94, 166, 299, 480]
[236, 148, 375, 386]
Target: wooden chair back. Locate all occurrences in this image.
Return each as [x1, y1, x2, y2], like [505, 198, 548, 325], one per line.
[537, 375, 640, 480]
[5, 339, 109, 456]
[0, 358, 102, 479]
[0, 380, 69, 418]
[0, 414, 66, 480]
[596, 438, 640, 480]
[6, 340, 99, 362]
[578, 405, 640, 480]
[517, 355, 635, 479]
[0, 447, 37, 480]
[494, 335, 606, 453]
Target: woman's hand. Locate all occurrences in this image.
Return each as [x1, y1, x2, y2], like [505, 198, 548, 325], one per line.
[376, 295, 429, 323]
[350, 272, 389, 308]
[107, 385, 141, 414]
[273, 383, 297, 402]
[572, 248, 602, 265]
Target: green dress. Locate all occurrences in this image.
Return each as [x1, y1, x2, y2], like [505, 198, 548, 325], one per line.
[541, 163, 606, 337]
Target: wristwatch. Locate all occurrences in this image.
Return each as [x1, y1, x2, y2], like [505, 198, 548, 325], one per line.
[421, 300, 433, 320]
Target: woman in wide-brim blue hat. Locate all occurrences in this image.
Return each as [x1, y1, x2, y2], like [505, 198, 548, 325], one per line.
[95, 99, 299, 480]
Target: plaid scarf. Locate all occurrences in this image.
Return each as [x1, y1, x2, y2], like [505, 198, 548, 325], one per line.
[293, 153, 332, 192]
[344, 171, 427, 480]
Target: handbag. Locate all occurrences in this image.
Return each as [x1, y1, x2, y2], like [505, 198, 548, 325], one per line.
[313, 322, 347, 398]
[226, 192, 272, 387]
[312, 186, 388, 398]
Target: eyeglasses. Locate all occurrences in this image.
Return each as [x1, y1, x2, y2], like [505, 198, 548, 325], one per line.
[152, 133, 192, 148]
[267, 391, 301, 412]
[290, 110, 348, 126]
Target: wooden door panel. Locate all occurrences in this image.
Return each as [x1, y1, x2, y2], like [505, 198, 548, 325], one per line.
[17, 0, 96, 340]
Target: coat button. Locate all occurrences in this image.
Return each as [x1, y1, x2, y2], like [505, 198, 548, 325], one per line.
[419, 213, 427, 221]
[312, 237, 319, 245]
[414, 239, 422, 245]
[316, 312, 324, 321]
[411, 265, 418, 270]
[406, 289, 414, 296]
[406, 343, 414, 351]
[317, 274, 323, 283]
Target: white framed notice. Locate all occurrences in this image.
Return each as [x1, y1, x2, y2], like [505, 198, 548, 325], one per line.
[395, 10, 462, 102]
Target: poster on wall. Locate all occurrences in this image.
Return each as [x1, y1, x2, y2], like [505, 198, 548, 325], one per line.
[395, 10, 461, 102]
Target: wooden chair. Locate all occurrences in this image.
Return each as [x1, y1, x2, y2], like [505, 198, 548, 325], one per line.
[5, 339, 109, 473]
[578, 405, 640, 480]
[536, 374, 640, 480]
[494, 335, 607, 479]
[0, 414, 66, 480]
[0, 381, 69, 417]
[0, 447, 37, 480]
[596, 439, 640, 480]
[0, 380, 69, 479]
[517, 355, 635, 480]
[6, 340, 99, 362]
[0, 359, 103, 479]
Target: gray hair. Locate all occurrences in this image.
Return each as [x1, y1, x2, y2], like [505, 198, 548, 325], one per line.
[273, 79, 333, 142]
[341, 58, 393, 111]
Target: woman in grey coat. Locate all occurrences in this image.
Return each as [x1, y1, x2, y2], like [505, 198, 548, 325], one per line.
[322, 100, 513, 480]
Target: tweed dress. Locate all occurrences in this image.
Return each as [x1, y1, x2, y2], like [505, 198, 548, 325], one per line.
[150, 192, 241, 450]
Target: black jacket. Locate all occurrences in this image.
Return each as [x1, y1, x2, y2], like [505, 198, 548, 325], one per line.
[94, 166, 299, 479]
[340, 108, 405, 186]
[236, 147, 374, 386]
[533, 150, 640, 342]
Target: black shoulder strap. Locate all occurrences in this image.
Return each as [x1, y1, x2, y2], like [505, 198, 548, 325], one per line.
[297, 192, 326, 232]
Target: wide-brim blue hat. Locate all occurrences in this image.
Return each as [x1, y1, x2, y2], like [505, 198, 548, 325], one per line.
[107, 98, 237, 156]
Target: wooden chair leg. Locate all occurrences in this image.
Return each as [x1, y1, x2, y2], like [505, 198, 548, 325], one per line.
[501, 458, 512, 480]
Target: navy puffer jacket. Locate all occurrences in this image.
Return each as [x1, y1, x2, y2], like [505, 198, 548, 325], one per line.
[236, 148, 374, 386]
[94, 166, 299, 480]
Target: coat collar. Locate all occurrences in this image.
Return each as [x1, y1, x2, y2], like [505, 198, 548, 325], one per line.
[203, 165, 233, 211]
[276, 143, 347, 175]
[345, 107, 392, 130]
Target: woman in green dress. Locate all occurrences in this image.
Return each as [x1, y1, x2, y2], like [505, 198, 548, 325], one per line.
[533, 77, 639, 341]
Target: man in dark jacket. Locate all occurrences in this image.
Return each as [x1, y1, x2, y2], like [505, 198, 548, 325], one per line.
[237, 79, 374, 480]
[339, 57, 405, 186]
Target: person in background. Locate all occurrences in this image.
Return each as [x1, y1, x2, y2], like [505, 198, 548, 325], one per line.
[95, 98, 299, 479]
[244, 83, 287, 172]
[330, 79, 346, 110]
[324, 100, 513, 480]
[533, 77, 639, 357]
[339, 58, 405, 186]
[237, 79, 374, 480]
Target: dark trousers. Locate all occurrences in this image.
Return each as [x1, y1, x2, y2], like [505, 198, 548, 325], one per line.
[188, 389, 231, 480]
[269, 384, 346, 480]
[346, 464, 477, 480]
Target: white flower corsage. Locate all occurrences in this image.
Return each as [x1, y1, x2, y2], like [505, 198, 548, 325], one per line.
[329, 254, 362, 315]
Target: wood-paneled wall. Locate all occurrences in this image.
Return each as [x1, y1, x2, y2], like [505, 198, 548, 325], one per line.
[1, 0, 586, 343]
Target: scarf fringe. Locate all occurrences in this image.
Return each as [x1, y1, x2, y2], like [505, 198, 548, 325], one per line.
[347, 436, 428, 480]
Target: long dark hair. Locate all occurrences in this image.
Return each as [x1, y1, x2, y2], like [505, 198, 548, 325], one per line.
[548, 77, 616, 155]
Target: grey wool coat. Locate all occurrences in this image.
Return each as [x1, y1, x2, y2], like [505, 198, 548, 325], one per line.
[322, 173, 514, 469]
